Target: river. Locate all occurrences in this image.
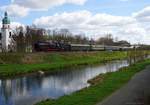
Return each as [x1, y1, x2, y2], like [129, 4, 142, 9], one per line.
[0, 60, 131, 105]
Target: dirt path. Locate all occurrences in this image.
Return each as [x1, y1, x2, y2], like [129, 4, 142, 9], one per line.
[97, 65, 150, 105]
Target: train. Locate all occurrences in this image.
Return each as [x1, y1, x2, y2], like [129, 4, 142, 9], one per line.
[34, 41, 133, 52]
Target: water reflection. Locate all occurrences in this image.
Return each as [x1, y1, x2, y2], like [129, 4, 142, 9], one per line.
[0, 60, 129, 105]
[127, 54, 149, 65]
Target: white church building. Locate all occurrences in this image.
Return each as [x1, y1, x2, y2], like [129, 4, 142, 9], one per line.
[0, 12, 14, 52]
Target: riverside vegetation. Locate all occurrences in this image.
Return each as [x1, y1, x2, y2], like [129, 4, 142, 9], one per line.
[0, 51, 149, 78]
[35, 56, 150, 105]
[0, 51, 127, 78]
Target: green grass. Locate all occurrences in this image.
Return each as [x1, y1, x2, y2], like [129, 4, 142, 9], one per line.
[0, 51, 128, 78]
[35, 59, 150, 105]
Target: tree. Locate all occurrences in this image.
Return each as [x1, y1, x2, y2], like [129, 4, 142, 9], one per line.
[12, 25, 46, 52]
[13, 26, 26, 52]
[26, 26, 47, 52]
[96, 34, 114, 45]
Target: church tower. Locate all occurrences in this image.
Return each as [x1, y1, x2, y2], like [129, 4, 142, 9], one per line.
[1, 12, 12, 52]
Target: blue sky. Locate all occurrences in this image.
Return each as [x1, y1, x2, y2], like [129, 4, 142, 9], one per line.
[0, 0, 150, 44]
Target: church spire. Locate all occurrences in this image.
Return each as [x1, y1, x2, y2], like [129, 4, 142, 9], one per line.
[2, 11, 10, 24]
[4, 11, 8, 17]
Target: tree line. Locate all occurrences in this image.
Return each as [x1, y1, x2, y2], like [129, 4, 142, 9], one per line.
[12, 26, 131, 52]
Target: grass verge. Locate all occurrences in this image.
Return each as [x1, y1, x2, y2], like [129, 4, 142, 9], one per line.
[0, 51, 127, 78]
[35, 59, 150, 105]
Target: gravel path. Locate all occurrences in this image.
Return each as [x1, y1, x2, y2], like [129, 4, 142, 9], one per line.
[97, 66, 150, 105]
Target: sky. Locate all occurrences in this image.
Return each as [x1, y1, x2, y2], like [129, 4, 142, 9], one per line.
[0, 0, 150, 44]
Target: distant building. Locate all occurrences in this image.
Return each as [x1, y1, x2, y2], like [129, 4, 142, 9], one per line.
[0, 12, 14, 52]
[114, 40, 131, 47]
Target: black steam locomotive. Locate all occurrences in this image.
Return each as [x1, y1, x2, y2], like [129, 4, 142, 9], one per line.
[34, 41, 71, 51]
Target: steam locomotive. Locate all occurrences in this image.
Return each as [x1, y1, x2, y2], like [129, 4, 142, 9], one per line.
[34, 41, 132, 52]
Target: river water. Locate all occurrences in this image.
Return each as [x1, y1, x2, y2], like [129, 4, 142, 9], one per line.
[0, 60, 131, 105]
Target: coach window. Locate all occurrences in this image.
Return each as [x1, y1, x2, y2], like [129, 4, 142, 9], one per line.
[0, 33, 2, 40]
[9, 32, 11, 38]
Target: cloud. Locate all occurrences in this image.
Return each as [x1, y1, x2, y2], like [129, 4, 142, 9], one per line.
[34, 11, 91, 28]
[130, 6, 150, 44]
[11, 22, 25, 29]
[133, 6, 150, 22]
[34, 10, 136, 29]
[11, 0, 87, 10]
[0, 4, 29, 17]
[0, 21, 24, 31]
[33, 9, 150, 44]
[0, 0, 87, 17]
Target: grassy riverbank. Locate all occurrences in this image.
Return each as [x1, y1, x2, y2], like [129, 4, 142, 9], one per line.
[35, 59, 150, 105]
[0, 51, 127, 78]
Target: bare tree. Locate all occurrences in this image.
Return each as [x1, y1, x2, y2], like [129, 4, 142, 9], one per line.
[96, 34, 114, 45]
[13, 26, 26, 52]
